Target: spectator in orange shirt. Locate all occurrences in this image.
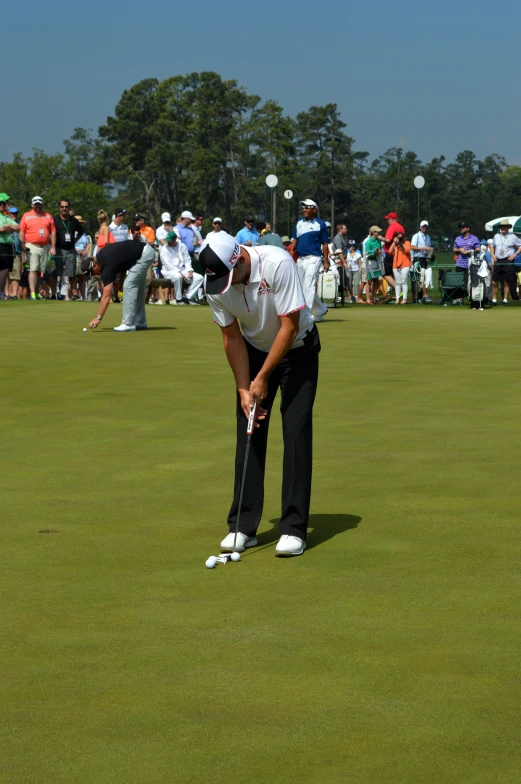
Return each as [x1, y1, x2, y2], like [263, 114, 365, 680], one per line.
[390, 232, 412, 304]
[19, 196, 56, 300]
[134, 214, 155, 245]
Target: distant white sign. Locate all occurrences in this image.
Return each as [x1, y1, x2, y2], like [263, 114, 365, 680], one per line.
[266, 174, 278, 188]
[414, 176, 425, 189]
[284, 190, 293, 199]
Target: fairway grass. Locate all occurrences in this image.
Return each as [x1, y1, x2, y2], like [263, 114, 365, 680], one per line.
[2, 301, 521, 783]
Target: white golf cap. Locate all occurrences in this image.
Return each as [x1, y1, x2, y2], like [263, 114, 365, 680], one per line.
[181, 210, 196, 221]
[161, 212, 171, 222]
[420, 220, 429, 227]
[199, 231, 241, 295]
[300, 199, 318, 209]
[32, 196, 43, 204]
[213, 217, 222, 223]
[325, 221, 331, 227]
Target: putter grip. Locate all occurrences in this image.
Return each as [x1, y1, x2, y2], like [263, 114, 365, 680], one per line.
[246, 402, 257, 435]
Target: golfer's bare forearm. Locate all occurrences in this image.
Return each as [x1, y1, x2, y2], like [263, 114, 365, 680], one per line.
[222, 327, 250, 391]
[97, 285, 113, 319]
[257, 315, 299, 381]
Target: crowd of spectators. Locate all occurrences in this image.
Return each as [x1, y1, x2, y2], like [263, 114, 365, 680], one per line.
[1, 190, 520, 308]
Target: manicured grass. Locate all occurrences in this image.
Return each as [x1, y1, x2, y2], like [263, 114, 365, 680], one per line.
[2, 300, 521, 783]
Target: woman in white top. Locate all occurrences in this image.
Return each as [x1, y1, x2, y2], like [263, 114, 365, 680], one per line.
[345, 240, 362, 303]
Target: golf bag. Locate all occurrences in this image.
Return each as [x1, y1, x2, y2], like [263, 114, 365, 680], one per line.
[468, 250, 488, 309]
[318, 268, 338, 306]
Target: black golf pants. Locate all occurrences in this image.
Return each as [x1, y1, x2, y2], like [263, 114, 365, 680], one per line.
[227, 331, 320, 540]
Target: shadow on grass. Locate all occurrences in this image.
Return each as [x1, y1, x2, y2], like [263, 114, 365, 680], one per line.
[250, 513, 361, 553]
[98, 326, 177, 332]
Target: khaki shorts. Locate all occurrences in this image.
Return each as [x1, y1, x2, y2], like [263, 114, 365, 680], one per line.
[9, 254, 22, 281]
[516, 270, 521, 286]
[27, 243, 50, 272]
[360, 259, 368, 284]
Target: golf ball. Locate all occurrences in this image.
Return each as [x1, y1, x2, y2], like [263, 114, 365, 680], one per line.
[230, 552, 241, 562]
[205, 556, 218, 569]
[83, 328, 87, 332]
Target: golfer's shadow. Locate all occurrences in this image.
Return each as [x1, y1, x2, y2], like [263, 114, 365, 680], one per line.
[253, 514, 361, 551]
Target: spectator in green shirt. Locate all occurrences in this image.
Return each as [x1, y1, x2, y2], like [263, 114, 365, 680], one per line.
[0, 194, 20, 298]
[258, 222, 284, 249]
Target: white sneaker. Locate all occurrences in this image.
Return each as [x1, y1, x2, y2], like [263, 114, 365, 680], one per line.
[220, 532, 258, 553]
[113, 324, 136, 332]
[275, 535, 306, 557]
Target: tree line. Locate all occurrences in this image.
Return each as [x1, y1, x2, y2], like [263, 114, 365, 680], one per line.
[1, 71, 520, 240]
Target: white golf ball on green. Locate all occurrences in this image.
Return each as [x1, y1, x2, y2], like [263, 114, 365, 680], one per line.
[230, 552, 241, 562]
[205, 556, 218, 569]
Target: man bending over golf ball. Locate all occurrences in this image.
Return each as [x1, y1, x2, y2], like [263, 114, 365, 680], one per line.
[199, 232, 321, 557]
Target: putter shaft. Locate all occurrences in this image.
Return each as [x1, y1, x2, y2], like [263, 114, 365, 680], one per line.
[233, 402, 257, 551]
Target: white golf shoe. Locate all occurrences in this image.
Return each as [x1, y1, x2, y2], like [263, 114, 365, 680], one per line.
[113, 324, 136, 332]
[220, 532, 258, 553]
[275, 535, 306, 557]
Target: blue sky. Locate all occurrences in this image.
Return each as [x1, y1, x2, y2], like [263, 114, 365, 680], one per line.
[2, 0, 520, 166]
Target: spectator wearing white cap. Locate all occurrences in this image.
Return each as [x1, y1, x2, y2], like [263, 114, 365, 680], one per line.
[288, 199, 329, 322]
[156, 212, 175, 246]
[19, 197, 56, 300]
[235, 215, 260, 247]
[199, 231, 320, 558]
[176, 211, 197, 258]
[159, 230, 203, 305]
[410, 220, 434, 303]
[206, 217, 222, 237]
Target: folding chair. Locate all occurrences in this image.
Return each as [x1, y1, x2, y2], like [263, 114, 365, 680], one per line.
[438, 270, 466, 306]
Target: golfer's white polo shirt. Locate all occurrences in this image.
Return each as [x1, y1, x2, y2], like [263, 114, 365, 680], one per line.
[207, 246, 314, 353]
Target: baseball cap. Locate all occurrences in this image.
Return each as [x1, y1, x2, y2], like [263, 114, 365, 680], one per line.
[165, 231, 178, 243]
[0, 192, 10, 203]
[161, 212, 171, 222]
[384, 212, 398, 219]
[300, 199, 318, 209]
[281, 235, 291, 243]
[348, 239, 356, 245]
[244, 214, 255, 222]
[325, 221, 331, 228]
[32, 196, 43, 204]
[420, 220, 429, 227]
[370, 225, 382, 233]
[199, 232, 241, 295]
[114, 207, 126, 217]
[8, 206, 18, 214]
[458, 221, 470, 228]
[134, 213, 145, 221]
[213, 217, 222, 224]
[75, 214, 87, 224]
[181, 210, 195, 221]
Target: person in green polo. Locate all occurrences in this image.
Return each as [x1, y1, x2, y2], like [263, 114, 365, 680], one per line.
[0, 193, 20, 297]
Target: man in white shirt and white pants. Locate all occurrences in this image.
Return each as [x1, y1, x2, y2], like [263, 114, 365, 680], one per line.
[200, 232, 321, 557]
[410, 220, 433, 303]
[159, 231, 203, 305]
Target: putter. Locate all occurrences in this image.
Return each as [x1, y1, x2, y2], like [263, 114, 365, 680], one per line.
[232, 401, 257, 552]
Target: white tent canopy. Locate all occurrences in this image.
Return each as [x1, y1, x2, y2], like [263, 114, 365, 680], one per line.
[485, 216, 521, 232]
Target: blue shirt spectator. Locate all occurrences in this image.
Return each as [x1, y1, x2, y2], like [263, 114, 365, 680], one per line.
[453, 225, 480, 269]
[236, 215, 260, 246]
[292, 216, 329, 258]
[176, 223, 195, 255]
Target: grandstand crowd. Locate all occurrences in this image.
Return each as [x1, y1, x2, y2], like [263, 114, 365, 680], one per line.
[1, 191, 520, 310]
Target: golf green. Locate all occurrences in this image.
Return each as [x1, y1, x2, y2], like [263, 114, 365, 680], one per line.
[2, 301, 521, 783]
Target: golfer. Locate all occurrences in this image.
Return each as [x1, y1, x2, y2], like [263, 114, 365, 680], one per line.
[288, 199, 329, 322]
[199, 232, 321, 557]
[87, 226, 155, 332]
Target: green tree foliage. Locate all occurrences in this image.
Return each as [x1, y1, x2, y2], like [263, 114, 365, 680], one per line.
[1, 72, 518, 240]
